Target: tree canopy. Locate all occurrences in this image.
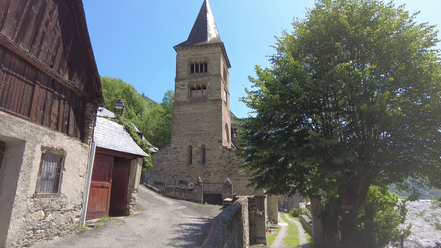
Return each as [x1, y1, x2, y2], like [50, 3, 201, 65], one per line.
[100, 76, 173, 150]
[238, 0, 441, 246]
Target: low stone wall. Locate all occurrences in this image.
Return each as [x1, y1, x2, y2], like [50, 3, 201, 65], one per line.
[299, 214, 313, 236]
[161, 180, 203, 203]
[203, 197, 249, 248]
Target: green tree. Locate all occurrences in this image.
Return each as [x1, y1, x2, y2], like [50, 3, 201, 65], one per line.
[140, 90, 174, 148]
[356, 185, 411, 247]
[101, 76, 155, 126]
[238, 0, 441, 246]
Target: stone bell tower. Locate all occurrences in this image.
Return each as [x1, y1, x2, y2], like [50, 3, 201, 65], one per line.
[150, 0, 264, 206]
[171, 0, 232, 165]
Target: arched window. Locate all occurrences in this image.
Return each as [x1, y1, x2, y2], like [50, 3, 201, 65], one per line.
[189, 82, 207, 98]
[189, 60, 208, 74]
[188, 145, 192, 165]
[201, 145, 206, 164]
[225, 124, 229, 143]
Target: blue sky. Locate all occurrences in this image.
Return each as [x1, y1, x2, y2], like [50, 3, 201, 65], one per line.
[83, 0, 441, 118]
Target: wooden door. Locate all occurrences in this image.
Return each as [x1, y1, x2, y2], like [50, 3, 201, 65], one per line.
[0, 142, 5, 170]
[109, 158, 130, 216]
[87, 153, 114, 220]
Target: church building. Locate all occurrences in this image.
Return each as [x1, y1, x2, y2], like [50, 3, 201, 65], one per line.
[150, 0, 261, 202]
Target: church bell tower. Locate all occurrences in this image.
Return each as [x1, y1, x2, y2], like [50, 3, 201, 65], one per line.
[171, 0, 232, 165]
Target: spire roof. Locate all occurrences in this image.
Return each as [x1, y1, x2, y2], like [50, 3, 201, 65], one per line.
[176, 0, 221, 47]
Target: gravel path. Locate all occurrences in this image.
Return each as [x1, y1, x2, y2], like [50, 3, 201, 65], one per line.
[31, 186, 222, 248]
[271, 212, 310, 248]
[270, 212, 288, 248]
[284, 214, 309, 248]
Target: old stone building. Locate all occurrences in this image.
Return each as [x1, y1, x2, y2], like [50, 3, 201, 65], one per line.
[0, 0, 102, 247]
[87, 109, 148, 220]
[150, 0, 263, 204]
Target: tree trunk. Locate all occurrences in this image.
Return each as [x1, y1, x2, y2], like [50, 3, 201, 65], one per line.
[340, 206, 359, 248]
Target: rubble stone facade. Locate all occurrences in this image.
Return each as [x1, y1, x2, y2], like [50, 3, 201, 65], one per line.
[0, 110, 95, 247]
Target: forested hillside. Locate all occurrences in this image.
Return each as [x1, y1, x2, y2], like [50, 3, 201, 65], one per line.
[100, 76, 173, 148]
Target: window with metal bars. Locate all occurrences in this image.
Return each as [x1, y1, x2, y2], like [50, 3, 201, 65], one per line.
[35, 148, 66, 196]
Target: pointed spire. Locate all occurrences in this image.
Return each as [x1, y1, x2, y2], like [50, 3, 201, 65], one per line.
[176, 0, 221, 47]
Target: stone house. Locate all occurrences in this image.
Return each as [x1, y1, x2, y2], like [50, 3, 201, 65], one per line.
[0, 0, 103, 247]
[149, 1, 278, 225]
[86, 110, 148, 220]
[278, 194, 304, 212]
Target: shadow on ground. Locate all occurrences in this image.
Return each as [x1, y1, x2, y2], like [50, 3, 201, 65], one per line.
[165, 217, 213, 248]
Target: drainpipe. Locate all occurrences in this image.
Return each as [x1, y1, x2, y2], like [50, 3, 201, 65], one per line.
[80, 141, 96, 228]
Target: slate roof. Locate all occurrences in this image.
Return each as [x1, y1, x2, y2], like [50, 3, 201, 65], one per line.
[176, 0, 221, 47]
[97, 107, 115, 118]
[175, 0, 231, 68]
[94, 117, 148, 157]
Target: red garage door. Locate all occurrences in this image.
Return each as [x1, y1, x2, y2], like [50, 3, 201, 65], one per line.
[86, 154, 114, 220]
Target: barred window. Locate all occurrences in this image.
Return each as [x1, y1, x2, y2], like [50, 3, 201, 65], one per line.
[36, 148, 66, 195]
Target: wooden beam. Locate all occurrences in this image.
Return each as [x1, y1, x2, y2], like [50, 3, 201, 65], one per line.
[0, 33, 90, 99]
[96, 147, 143, 160]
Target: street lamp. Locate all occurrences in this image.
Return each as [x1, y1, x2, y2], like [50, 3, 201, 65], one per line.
[113, 99, 125, 119]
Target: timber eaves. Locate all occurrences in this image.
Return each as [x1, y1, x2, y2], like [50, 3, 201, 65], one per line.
[0, 33, 93, 102]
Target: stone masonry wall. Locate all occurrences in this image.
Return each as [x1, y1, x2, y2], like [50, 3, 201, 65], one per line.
[202, 196, 250, 248]
[0, 111, 92, 248]
[151, 145, 261, 197]
[126, 158, 143, 215]
[161, 179, 203, 203]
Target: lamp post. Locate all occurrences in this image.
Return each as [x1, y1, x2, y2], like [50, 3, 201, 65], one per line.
[113, 99, 125, 119]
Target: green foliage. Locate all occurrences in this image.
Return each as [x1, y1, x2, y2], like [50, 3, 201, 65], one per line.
[356, 185, 411, 247]
[238, 0, 441, 245]
[115, 117, 152, 171]
[289, 208, 302, 217]
[101, 76, 156, 125]
[100, 76, 174, 149]
[390, 183, 441, 200]
[140, 90, 174, 148]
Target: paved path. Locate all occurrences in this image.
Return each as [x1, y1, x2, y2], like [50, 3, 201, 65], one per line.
[31, 186, 222, 248]
[271, 212, 310, 248]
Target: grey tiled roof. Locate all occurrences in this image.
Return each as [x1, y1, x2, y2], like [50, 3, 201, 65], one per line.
[175, 0, 221, 47]
[94, 117, 148, 157]
[97, 107, 115, 118]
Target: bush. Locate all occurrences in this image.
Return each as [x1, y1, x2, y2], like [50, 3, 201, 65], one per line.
[301, 208, 312, 219]
[289, 208, 301, 217]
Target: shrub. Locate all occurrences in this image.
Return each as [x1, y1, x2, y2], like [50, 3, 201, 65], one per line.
[289, 208, 302, 217]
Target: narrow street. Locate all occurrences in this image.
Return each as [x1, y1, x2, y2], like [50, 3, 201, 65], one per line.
[31, 186, 222, 248]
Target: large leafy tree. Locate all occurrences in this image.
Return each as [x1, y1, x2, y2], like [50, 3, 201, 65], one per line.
[239, 0, 441, 246]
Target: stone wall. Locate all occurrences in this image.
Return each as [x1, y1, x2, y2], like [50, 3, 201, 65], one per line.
[161, 179, 203, 203]
[203, 197, 250, 248]
[278, 194, 303, 212]
[267, 195, 278, 224]
[0, 111, 92, 248]
[126, 158, 143, 215]
[299, 214, 313, 236]
[151, 145, 261, 197]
